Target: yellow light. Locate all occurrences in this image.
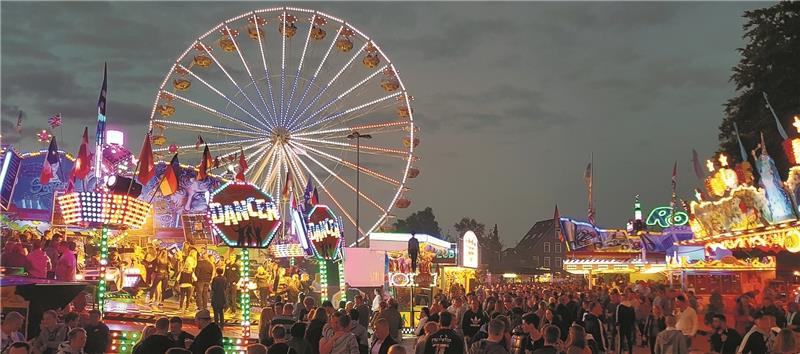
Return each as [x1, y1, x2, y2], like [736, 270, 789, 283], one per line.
[793, 116, 800, 133]
[502, 273, 518, 278]
[706, 159, 715, 172]
[718, 154, 729, 167]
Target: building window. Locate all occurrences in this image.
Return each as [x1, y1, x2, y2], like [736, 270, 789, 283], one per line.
[544, 257, 551, 267]
[555, 257, 562, 268]
[555, 243, 561, 253]
[544, 242, 551, 253]
[533, 256, 539, 267]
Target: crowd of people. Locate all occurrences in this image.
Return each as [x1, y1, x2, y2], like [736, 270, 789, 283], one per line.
[0, 309, 109, 354]
[1, 230, 78, 281]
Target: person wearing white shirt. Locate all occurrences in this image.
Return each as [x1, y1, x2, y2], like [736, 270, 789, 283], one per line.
[674, 295, 697, 349]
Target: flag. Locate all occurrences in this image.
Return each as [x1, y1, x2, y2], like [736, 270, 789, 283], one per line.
[234, 150, 248, 182]
[95, 63, 108, 179]
[763, 92, 788, 140]
[39, 137, 60, 184]
[554, 205, 564, 243]
[65, 172, 75, 193]
[302, 179, 313, 210]
[671, 161, 678, 192]
[733, 122, 748, 162]
[311, 187, 319, 206]
[137, 133, 156, 184]
[195, 135, 204, 150]
[159, 154, 180, 196]
[691, 149, 704, 181]
[48, 113, 62, 129]
[281, 171, 292, 201]
[213, 156, 220, 168]
[71, 127, 92, 180]
[584, 162, 595, 224]
[15, 111, 22, 133]
[197, 144, 212, 181]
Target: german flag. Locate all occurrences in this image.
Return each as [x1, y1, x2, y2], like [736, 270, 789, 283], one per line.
[197, 145, 212, 181]
[160, 154, 180, 196]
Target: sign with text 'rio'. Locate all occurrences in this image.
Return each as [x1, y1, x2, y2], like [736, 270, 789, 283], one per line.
[207, 182, 280, 248]
[306, 204, 343, 260]
[646, 206, 689, 228]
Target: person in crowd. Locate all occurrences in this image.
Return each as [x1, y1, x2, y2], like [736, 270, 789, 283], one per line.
[644, 304, 667, 354]
[786, 302, 799, 332]
[54, 241, 78, 281]
[298, 296, 316, 322]
[354, 295, 371, 330]
[415, 322, 439, 354]
[468, 318, 509, 354]
[423, 311, 465, 354]
[195, 253, 214, 310]
[267, 325, 297, 354]
[169, 316, 196, 349]
[1, 311, 26, 352]
[246, 344, 268, 354]
[520, 312, 545, 352]
[415, 307, 431, 337]
[189, 309, 223, 354]
[32, 310, 69, 354]
[210, 267, 227, 326]
[224, 254, 240, 315]
[370, 318, 397, 354]
[178, 263, 197, 312]
[673, 294, 697, 349]
[259, 307, 277, 346]
[287, 322, 311, 354]
[319, 311, 360, 354]
[709, 314, 741, 354]
[531, 325, 560, 354]
[83, 310, 110, 354]
[306, 307, 328, 354]
[63, 312, 80, 333]
[150, 249, 171, 306]
[555, 296, 574, 340]
[387, 345, 406, 354]
[583, 303, 606, 354]
[772, 328, 797, 354]
[255, 267, 272, 307]
[737, 311, 773, 354]
[375, 299, 403, 341]
[615, 292, 637, 354]
[44, 233, 63, 273]
[56, 328, 87, 354]
[654, 315, 687, 354]
[205, 346, 226, 354]
[7, 342, 32, 354]
[1, 242, 28, 270]
[131, 325, 156, 354]
[272, 303, 297, 333]
[133, 317, 175, 354]
[347, 309, 369, 353]
[26, 239, 51, 278]
[372, 289, 383, 312]
[564, 325, 592, 354]
[463, 297, 489, 343]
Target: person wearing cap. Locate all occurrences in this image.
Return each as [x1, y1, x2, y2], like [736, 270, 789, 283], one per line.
[188, 309, 222, 354]
[737, 311, 773, 354]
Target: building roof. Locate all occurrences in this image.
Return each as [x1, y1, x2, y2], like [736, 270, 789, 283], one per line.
[514, 218, 556, 251]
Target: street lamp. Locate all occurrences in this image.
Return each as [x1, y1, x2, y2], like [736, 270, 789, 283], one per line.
[347, 131, 372, 247]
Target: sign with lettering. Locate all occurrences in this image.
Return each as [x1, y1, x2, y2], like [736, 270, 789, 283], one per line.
[462, 231, 479, 268]
[306, 205, 343, 260]
[646, 206, 689, 228]
[207, 182, 280, 248]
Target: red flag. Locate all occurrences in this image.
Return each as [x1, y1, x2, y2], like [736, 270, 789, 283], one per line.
[235, 150, 248, 182]
[197, 145, 212, 181]
[65, 171, 75, 193]
[213, 156, 220, 168]
[160, 154, 180, 196]
[39, 137, 59, 184]
[311, 187, 319, 205]
[72, 127, 92, 180]
[137, 133, 155, 184]
[554, 205, 563, 242]
[195, 135, 204, 150]
[281, 170, 292, 200]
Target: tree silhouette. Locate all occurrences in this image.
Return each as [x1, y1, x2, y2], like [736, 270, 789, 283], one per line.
[392, 207, 442, 236]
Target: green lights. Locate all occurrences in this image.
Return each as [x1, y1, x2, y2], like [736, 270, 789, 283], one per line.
[240, 248, 252, 338]
[97, 226, 110, 313]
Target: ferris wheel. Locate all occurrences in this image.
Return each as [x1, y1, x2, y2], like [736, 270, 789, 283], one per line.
[147, 7, 419, 245]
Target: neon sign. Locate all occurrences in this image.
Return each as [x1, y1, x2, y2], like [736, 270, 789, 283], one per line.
[462, 231, 479, 268]
[306, 205, 343, 260]
[646, 206, 688, 228]
[207, 182, 280, 248]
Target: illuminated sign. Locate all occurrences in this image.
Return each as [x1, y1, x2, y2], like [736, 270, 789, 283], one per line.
[388, 272, 438, 287]
[306, 205, 343, 260]
[57, 192, 151, 230]
[433, 247, 457, 264]
[707, 228, 800, 254]
[646, 206, 689, 228]
[462, 231, 479, 268]
[207, 182, 280, 248]
[0, 149, 21, 210]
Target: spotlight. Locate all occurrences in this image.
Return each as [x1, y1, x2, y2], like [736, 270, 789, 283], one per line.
[106, 175, 143, 198]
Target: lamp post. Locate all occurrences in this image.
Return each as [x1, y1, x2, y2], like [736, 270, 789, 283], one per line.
[347, 131, 371, 247]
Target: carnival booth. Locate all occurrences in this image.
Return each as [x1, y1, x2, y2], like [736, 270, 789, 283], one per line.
[439, 231, 479, 295]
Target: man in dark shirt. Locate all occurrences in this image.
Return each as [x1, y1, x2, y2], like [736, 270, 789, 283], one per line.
[271, 303, 297, 332]
[189, 310, 223, 354]
[461, 298, 488, 341]
[168, 317, 195, 349]
[408, 232, 419, 273]
[133, 317, 174, 354]
[584, 302, 607, 353]
[521, 312, 544, 352]
[531, 325, 560, 354]
[83, 310, 110, 354]
[354, 294, 371, 329]
[195, 254, 214, 310]
[267, 326, 297, 354]
[737, 311, 772, 354]
[709, 314, 741, 354]
[224, 254, 240, 314]
[423, 312, 465, 354]
[211, 268, 227, 326]
[615, 294, 637, 354]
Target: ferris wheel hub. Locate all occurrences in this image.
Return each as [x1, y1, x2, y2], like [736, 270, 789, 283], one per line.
[271, 127, 291, 145]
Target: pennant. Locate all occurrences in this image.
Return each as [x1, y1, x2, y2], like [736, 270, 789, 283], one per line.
[234, 150, 248, 182]
[48, 113, 62, 129]
[213, 156, 220, 168]
[195, 135, 204, 150]
[39, 136, 60, 184]
[15, 111, 23, 134]
[763, 92, 788, 140]
[281, 171, 292, 201]
[137, 133, 155, 184]
[94, 63, 108, 179]
[311, 187, 319, 206]
[302, 179, 313, 209]
[197, 144, 212, 181]
[584, 162, 594, 224]
[554, 205, 564, 243]
[159, 154, 180, 196]
[691, 149, 704, 181]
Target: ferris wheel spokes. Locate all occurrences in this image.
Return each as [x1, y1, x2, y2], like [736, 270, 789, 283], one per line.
[293, 141, 401, 187]
[152, 137, 266, 154]
[296, 92, 401, 134]
[151, 119, 265, 138]
[164, 91, 264, 133]
[252, 13, 280, 130]
[279, 13, 288, 127]
[293, 120, 408, 137]
[284, 12, 315, 130]
[223, 24, 277, 129]
[286, 25, 343, 127]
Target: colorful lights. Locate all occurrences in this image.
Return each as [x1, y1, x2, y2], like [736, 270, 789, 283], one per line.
[319, 261, 328, 301]
[57, 192, 151, 229]
[239, 249, 252, 338]
[388, 272, 439, 287]
[97, 226, 110, 313]
[207, 182, 281, 248]
[667, 255, 776, 271]
[306, 205, 343, 260]
[646, 206, 689, 228]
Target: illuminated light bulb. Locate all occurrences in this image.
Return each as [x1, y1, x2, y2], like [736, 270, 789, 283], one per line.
[718, 154, 729, 167]
[706, 159, 715, 172]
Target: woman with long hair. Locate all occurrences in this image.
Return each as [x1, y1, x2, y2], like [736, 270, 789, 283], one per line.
[565, 325, 592, 354]
[306, 306, 328, 354]
[414, 307, 430, 337]
[131, 325, 156, 354]
[258, 307, 276, 345]
[150, 249, 170, 306]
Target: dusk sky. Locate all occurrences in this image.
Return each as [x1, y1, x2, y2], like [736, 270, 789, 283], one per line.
[1, 2, 765, 246]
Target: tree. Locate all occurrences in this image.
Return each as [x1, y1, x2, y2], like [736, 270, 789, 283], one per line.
[453, 218, 503, 268]
[718, 2, 800, 178]
[392, 207, 442, 236]
[453, 218, 486, 239]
